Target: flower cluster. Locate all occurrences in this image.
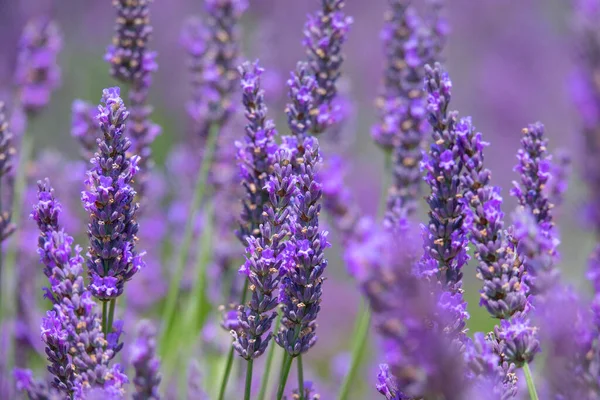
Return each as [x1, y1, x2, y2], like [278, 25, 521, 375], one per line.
[82, 87, 145, 300]
[105, 0, 157, 83]
[233, 146, 296, 360]
[418, 62, 469, 293]
[130, 320, 161, 400]
[236, 61, 279, 242]
[456, 117, 527, 319]
[286, 62, 318, 139]
[31, 179, 126, 398]
[71, 100, 100, 160]
[14, 17, 62, 114]
[276, 137, 330, 356]
[303, 0, 353, 135]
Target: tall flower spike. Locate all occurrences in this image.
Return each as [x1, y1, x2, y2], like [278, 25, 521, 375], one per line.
[276, 137, 330, 356]
[106, 0, 160, 201]
[373, 1, 446, 225]
[31, 179, 126, 398]
[202, 0, 248, 127]
[233, 146, 297, 360]
[456, 117, 527, 319]
[366, 227, 468, 399]
[285, 62, 317, 139]
[105, 0, 156, 83]
[82, 87, 145, 301]
[14, 17, 62, 114]
[236, 61, 278, 243]
[0, 103, 16, 242]
[303, 0, 353, 135]
[418, 63, 469, 293]
[130, 320, 161, 400]
[511, 123, 560, 295]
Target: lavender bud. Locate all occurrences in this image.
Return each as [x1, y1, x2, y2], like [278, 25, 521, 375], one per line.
[130, 320, 161, 399]
[14, 18, 62, 114]
[82, 87, 145, 300]
[0, 103, 16, 242]
[495, 315, 540, 367]
[71, 99, 99, 160]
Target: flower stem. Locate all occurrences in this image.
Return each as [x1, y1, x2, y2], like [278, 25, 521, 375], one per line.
[244, 360, 254, 400]
[276, 353, 293, 400]
[159, 122, 220, 354]
[297, 355, 305, 400]
[217, 279, 249, 400]
[337, 300, 371, 400]
[102, 301, 108, 336]
[106, 298, 116, 335]
[257, 310, 282, 400]
[523, 363, 540, 400]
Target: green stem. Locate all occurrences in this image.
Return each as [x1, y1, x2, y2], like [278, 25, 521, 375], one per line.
[1, 131, 33, 322]
[276, 354, 293, 400]
[257, 311, 282, 400]
[217, 347, 236, 400]
[523, 363, 539, 400]
[217, 279, 249, 400]
[159, 122, 220, 353]
[297, 355, 305, 400]
[106, 299, 116, 336]
[244, 360, 254, 400]
[337, 301, 371, 400]
[102, 301, 108, 336]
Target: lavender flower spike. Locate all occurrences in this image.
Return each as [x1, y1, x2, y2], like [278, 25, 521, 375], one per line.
[130, 320, 161, 399]
[82, 87, 145, 300]
[456, 117, 527, 319]
[233, 147, 297, 360]
[71, 99, 100, 160]
[303, 0, 353, 135]
[418, 63, 469, 293]
[276, 137, 331, 356]
[32, 179, 126, 398]
[105, 0, 156, 83]
[236, 61, 278, 242]
[0, 103, 16, 242]
[14, 17, 62, 114]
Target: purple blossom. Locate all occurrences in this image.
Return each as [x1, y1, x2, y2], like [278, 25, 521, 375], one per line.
[456, 116, 527, 319]
[14, 369, 61, 400]
[82, 87, 145, 300]
[233, 146, 296, 360]
[236, 61, 279, 242]
[418, 63, 469, 293]
[130, 320, 161, 400]
[105, 0, 157, 83]
[31, 179, 125, 398]
[286, 62, 317, 138]
[14, 17, 62, 114]
[496, 314, 540, 367]
[303, 0, 353, 135]
[285, 381, 321, 400]
[276, 137, 330, 356]
[546, 149, 571, 208]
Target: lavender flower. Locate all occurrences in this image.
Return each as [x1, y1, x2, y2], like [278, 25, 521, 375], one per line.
[81, 87, 145, 300]
[105, 0, 156, 83]
[285, 62, 317, 139]
[130, 320, 161, 400]
[366, 227, 468, 399]
[456, 117, 527, 319]
[184, 0, 247, 132]
[276, 137, 330, 356]
[303, 0, 353, 135]
[546, 149, 570, 208]
[31, 179, 126, 398]
[495, 314, 540, 367]
[286, 381, 321, 400]
[0, 103, 15, 242]
[233, 147, 296, 360]
[236, 61, 278, 242]
[418, 63, 469, 293]
[71, 99, 100, 160]
[14, 17, 62, 114]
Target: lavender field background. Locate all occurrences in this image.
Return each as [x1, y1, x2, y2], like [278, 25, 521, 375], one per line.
[0, 0, 595, 399]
